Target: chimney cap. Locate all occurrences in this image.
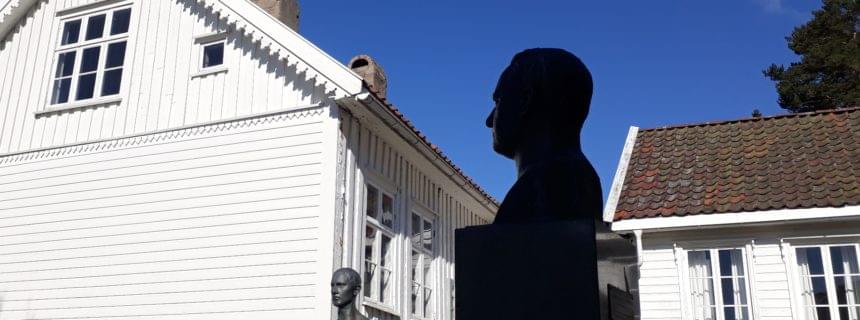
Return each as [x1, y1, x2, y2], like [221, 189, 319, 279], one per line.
[349, 55, 388, 98]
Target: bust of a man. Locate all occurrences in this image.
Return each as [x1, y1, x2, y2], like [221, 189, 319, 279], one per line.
[486, 48, 602, 224]
[331, 268, 369, 320]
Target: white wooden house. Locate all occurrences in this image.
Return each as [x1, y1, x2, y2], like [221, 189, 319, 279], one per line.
[0, 1, 497, 319]
[604, 108, 860, 320]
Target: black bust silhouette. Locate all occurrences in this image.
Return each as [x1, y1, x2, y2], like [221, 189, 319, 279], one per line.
[486, 48, 602, 224]
[331, 268, 369, 320]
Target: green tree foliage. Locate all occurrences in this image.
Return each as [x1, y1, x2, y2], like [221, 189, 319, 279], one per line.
[763, 0, 860, 113]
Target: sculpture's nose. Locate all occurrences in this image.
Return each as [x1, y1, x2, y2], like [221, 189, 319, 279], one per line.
[485, 109, 495, 128]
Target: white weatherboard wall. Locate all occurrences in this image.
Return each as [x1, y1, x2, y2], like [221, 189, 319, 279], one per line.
[635, 220, 860, 320]
[0, 107, 337, 320]
[0, 0, 328, 155]
[338, 109, 495, 320]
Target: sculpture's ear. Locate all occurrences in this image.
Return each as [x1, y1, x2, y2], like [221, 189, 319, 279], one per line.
[519, 85, 535, 118]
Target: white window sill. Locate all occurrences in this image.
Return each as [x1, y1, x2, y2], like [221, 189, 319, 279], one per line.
[191, 66, 228, 79]
[35, 96, 122, 116]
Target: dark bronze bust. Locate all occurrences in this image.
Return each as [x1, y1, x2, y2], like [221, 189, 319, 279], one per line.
[331, 268, 369, 320]
[486, 48, 602, 224]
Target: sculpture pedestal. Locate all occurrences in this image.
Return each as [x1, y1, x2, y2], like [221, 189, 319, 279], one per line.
[455, 220, 598, 320]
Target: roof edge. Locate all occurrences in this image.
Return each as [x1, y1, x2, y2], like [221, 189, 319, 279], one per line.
[603, 126, 639, 223]
[640, 107, 860, 133]
[612, 205, 860, 233]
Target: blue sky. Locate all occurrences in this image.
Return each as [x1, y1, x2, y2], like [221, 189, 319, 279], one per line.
[299, 1, 821, 202]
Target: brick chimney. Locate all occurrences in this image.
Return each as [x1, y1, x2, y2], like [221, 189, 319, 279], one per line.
[251, 0, 300, 32]
[349, 55, 388, 99]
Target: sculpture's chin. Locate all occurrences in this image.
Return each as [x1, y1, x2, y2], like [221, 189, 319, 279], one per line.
[493, 142, 516, 159]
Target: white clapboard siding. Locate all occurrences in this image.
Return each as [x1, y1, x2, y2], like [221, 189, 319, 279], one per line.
[751, 243, 794, 320]
[0, 0, 329, 155]
[338, 111, 494, 320]
[0, 107, 331, 320]
[638, 248, 683, 320]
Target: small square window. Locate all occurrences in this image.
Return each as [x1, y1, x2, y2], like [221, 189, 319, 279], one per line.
[202, 42, 224, 68]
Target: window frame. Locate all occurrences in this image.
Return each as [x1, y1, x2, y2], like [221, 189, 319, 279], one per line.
[361, 181, 399, 311]
[45, 2, 133, 113]
[191, 32, 229, 78]
[790, 243, 860, 320]
[683, 247, 754, 320]
[409, 208, 436, 320]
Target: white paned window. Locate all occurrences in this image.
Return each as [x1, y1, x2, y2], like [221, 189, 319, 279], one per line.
[687, 249, 751, 320]
[363, 183, 396, 307]
[795, 244, 860, 320]
[51, 6, 131, 105]
[410, 212, 434, 319]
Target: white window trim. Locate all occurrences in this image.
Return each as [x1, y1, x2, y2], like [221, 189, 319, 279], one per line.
[193, 32, 229, 78]
[360, 179, 400, 312]
[409, 205, 437, 320]
[678, 245, 755, 320]
[788, 242, 860, 320]
[43, 2, 134, 115]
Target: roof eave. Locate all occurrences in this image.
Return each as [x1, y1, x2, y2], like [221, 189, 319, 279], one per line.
[611, 205, 860, 233]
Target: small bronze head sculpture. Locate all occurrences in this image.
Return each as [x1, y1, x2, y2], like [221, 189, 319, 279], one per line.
[486, 48, 602, 224]
[331, 268, 369, 320]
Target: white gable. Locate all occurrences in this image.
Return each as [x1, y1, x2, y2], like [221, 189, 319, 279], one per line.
[0, 0, 363, 155]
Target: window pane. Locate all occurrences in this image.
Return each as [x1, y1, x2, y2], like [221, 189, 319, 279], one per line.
[380, 269, 391, 304]
[106, 42, 127, 68]
[51, 78, 72, 104]
[381, 194, 394, 228]
[102, 69, 123, 96]
[831, 246, 860, 275]
[810, 277, 830, 305]
[723, 306, 748, 320]
[424, 219, 433, 251]
[110, 8, 131, 35]
[834, 276, 860, 306]
[76, 73, 97, 100]
[80, 46, 100, 73]
[798, 247, 826, 276]
[814, 307, 832, 320]
[423, 253, 432, 285]
[55, 51, 76, 77]
[411, 249, 420, 283]
[365, 185, 378, 220]
[85, 14, 106, 40]
[380, 234, 391, 267]
[411, 283, 420, 315]
[365, 185, 379, 219]
[202, 42, 224, 68]
[412, 213, 422, 248]
[689, 251, 715, 310]
[721, 278, 748, 306]
[720, 249, 745, 277]
[364, 261, 375, 298]
[424, 287, 433, 317]
[61, 20, 81, 45]
[838, 306, 860, 320]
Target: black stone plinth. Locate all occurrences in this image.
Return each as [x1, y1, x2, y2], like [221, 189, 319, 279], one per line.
[455, 220, 598, 320]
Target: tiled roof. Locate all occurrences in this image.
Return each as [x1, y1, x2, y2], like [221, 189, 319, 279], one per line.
[362, 81, 500, 207]
[614, 108, 860, 221]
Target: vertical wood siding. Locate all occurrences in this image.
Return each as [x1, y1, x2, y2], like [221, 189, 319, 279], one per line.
[0, 0, 327, 155]
[0, 108, 331, 320]
[338, 111, 493, 320]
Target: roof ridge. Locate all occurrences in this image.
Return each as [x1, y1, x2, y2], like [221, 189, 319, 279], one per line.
[639, 106, 860, 132]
